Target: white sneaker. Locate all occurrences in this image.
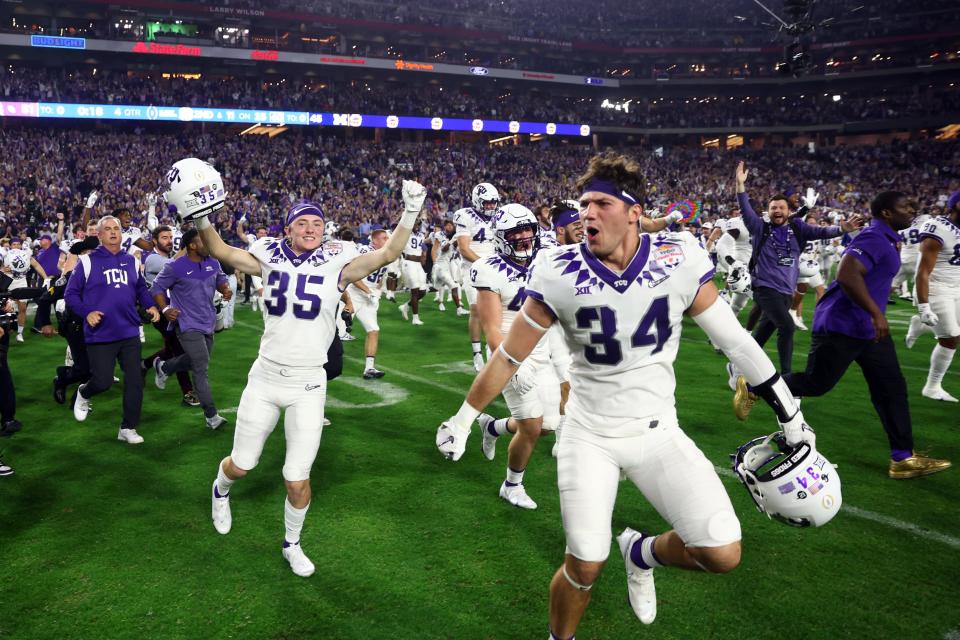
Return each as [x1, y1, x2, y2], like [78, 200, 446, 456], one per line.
[211, 480, 232, 534]
[340, 333, 357, 341]
[72, 388, 90, 422]
[499, 481, 537, 510]
[791, 311, 807, 331]
[438, 302, 446, 312]
[905, 315, 925, 349]
[282, 542, 316, 577]
[206, 415, 227, 430]
[153, 357, 168, 390]
[616, 527, 657, 625]
[473, 353, 485, 372]
[922, 385, 959, 403]
[322, 417, 331, 426]
[725, 362, 738, 392]
[456, 307, 470, 317]
[398, 302, 409, 321]
[412, 317, 424, 326]
[117, 427, 144, 444]
[15, 333, 23, 343]
[478, 413, 498, 461]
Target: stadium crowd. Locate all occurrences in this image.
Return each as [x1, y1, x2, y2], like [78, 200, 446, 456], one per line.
[3, 66, 957, 129]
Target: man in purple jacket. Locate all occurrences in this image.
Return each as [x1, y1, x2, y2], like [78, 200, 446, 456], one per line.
[150, 229, 232, 430]
[732, 161, 862, 377]
[64, 216, 160, 444]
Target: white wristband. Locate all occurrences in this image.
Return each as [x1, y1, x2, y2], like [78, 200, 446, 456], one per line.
[398, 209, 419, 229]
[161, 306, 171, 314]
[452, 401, 480, 430]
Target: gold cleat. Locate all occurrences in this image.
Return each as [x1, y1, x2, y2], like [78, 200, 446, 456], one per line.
[733, 375, 757, 421]
[889, 454, 952, 480]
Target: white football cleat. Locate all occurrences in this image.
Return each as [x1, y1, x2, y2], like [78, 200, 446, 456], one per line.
[72, 388, 90, 422]
[211, 480, 232, 534]
[499, 482, 537, 510]
[478, 413, 498, 461]
[117, 427, 145, 444]
[436, 421, 470, 461]
[725, 362, 738, 392]
[438, 302, 446, 312]
[206, 415, 227, 430]
[616, 527, 657, 625]
[15, 333, 23, 343]
[322, 417, 331, 427]
[791, 311, 807, 331]
[153, 357, 168, 390]
[282, 542, 316, 577]
[472, 353, 485, 372]
[398, 302, 410, 321]
[412, 317, 424, 326]
[922, 385, 959, 403]
[456, 307, 470, 317]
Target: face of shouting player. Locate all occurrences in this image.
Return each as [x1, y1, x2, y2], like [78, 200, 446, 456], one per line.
[286, 215, 324, 253]
[579, 192, 641, 261]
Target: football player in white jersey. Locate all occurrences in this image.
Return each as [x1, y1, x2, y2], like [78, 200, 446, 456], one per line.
[163, 157, 427, 578]
[237, 218, 268, 310]
[115, 207, 154, 256]
[455, 183, 502, 370]
[465, 204, 560, 509]
[535, 203, 558, 247]
[715, 208, 753, 315]
[436, 152, 815, 637]
[397, 223, 428, 325]
[431, 219, 466, 314]
[790, 214, 828, 331]
[3, 237, 49, 342]
[913, 194, 960, 402]
[348, 228, 389, 379]
[893, 210, 931, 301]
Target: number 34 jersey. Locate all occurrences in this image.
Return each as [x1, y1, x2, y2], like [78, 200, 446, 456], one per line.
[526, 233, 715, 433]
[249, 237, 359, 366]
[917, 216, 960, 297]
[470, 254, 549, 361]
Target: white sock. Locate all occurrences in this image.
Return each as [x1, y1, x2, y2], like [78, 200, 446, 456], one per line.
[216, 461, 235, 497]
[284, 498, 309, 545]
[365, 356, 375, 370]
[505, 466, 525, 486]
[927, 345, 956, 388]
[471, 341, 482, 356]
[17, 325, 23, 335]
[489, 417, 511, 436]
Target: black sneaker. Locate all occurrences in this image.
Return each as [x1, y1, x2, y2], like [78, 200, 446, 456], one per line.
[0, 419, 22, 437]
[182, 391, 201, 407]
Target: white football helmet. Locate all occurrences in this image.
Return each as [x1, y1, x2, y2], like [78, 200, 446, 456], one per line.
[726, 264, 752, 294]
[799, 259, 819, 278]
[471, 183, 501, 214]
[733, 432, 842, 528]
[492, 203, 540, 259]
[324, 220, 340, 241]
[212, 291, 225, 331]
[161, 158, 226, 221]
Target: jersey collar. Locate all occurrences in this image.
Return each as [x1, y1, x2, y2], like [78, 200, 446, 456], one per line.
[280, 240, 317, 267]
[579, 235, 650, 294]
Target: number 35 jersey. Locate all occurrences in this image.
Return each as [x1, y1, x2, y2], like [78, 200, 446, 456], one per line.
[470, 254, 549, 361]
[917, 216, 960, 297]
[526, 233, 715, 433]
[249, 237, 359, 366]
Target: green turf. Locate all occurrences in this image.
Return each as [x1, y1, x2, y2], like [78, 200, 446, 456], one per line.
[1, 289, 958, 640]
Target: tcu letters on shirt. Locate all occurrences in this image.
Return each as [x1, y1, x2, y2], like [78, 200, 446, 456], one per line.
[248, 237, 359, 366]
[453, 207, 495, 259]
[918, 216, 960, 296]
[525, 233, 715, 435]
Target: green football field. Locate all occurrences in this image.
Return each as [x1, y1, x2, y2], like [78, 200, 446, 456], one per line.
[2, 289, 958, 640]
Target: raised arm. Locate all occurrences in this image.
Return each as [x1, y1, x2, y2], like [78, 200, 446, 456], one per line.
[338, 181, 426, 287]
[196, 219, 262, 276]
[734, 162, 765, 236]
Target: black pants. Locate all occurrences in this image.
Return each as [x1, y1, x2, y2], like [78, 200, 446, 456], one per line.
[752, 286, 796, 374]
[81, 337, 144, 429]
[784, 332, 913, 452]
[33, 295, 54, 330]
[143, 320, 192, 394]
[0, 350, 15, 422]
[324, 333, 343, 381]
[57, 316, 91, 388]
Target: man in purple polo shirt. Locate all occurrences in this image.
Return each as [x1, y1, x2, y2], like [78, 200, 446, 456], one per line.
[735, 191, 950, 479]
[731, 161, 862, 377]
[150, 229, 232, 430]
[64, 216, 161, 444]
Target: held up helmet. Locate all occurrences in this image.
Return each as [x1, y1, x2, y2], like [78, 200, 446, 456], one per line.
[732, 432, 842, 528]
[726, 265, 752, 294]
[161, 158, 226, 221]
[471, 183, 501, 215]
[492, 203, 540, 260]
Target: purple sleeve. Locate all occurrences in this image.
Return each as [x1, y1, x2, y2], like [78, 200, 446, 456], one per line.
[800, 222, 842, 242]
[64, 260, 90, 318]
[736, 192, 764, 236]
[150, 262, 174, 298]
[216, 266, 228, 288]
[136, 272, 155, 310]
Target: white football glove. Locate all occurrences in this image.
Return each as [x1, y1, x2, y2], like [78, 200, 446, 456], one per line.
[238, 214, 248, 225]
[780, 412, 816, 447]
[402, 180, 427, 214]
[436, 420, 470, 461]
[85, 190, 99, 209]
[918, 303, 940, 327]
[147, 213, 159, 232]
[802, 188, 820, 209]
[510, 362, 536, 395]
[663, 209, 685, 225]
[146, 193, 157, 210]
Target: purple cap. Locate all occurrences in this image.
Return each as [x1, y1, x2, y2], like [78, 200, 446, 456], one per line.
[40, 234, 53, 242]
[285, 202, 324, 226]
[948, 191, 960, 212]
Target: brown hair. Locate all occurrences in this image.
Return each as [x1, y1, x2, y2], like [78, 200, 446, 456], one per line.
[575, 151, 646, 205]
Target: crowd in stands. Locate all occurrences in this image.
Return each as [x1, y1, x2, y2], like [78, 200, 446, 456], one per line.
[3, 66, 958, 129]
[0, 127, 956, 246]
